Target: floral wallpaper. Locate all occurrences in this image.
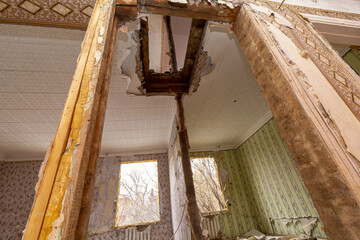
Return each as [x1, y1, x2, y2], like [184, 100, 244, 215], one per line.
[0, 161, 42, 240]
[88, 153, 173, 240]
[191, 119, 328, 239]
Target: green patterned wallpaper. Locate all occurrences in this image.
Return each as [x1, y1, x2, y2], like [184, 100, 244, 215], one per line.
[191, 119, 328, 239]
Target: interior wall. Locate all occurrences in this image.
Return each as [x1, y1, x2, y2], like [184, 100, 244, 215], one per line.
[343, 49, 360, 75]
[88, 153, 173, 240]
[191, 119, 328, 239]
[0, 160, 42, 239]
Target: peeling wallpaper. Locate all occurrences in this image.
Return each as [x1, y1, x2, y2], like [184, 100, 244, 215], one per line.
[191, 119, 328, 238]
[88, 153, 173, 240]
[0, 154, 173, 240]
[0, 161, 42, 240]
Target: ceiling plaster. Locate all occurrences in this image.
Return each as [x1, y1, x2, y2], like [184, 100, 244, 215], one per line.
[184, 23, 272, 152]
[0, 19, 273, 161]
[0, 23, 175, 161]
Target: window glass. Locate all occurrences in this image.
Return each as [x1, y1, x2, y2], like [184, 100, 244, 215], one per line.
[115, 160, 160, 227]
[191, 157, 226, 213]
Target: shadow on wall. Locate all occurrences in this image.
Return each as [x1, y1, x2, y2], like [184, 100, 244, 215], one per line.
[190, 119, 328, 239]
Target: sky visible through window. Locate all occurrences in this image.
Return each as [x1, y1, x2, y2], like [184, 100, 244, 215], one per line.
[115, 161, 160, 227]
[191, 157, 226, 213]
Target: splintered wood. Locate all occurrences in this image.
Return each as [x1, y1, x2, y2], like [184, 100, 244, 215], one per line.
[23, 0, 116, 239]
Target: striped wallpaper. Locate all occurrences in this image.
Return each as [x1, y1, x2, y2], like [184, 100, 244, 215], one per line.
[191, 119, 328, 239]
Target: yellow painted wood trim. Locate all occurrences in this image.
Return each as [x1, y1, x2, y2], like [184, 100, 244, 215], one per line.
[22, 0, 108, 239]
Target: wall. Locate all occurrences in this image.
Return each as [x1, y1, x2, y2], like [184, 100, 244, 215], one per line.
[191, 119, 328, 239]
[88, 153, 173, 240]
[0, 161, 42, 240]
[343, 49, 360, 75]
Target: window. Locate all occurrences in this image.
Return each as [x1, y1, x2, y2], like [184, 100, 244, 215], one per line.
[115, 160, 160, 227]
[191, 157, 227, 213]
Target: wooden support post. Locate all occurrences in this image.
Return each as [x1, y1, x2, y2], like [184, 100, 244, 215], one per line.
[75, 17, 118, 240]
[233, 3, 360, 239]
[164, 16, 178, 72]
[176, 94, 203, 240]
[23, 0, 116, 239]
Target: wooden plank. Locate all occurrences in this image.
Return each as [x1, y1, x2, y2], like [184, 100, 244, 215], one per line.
[181, 19, 206, 85]
[233, 5, 360, 240]
[164, 16, 178, 72]
[176, 94, 203, 240]
[0, 19, 88, 30]
[136, 0, 239, 22]
[140, 18, 150, 80]
[143, 72, 188, 94]
[75, 17, 118, 240]
[23, 1, 116, 239]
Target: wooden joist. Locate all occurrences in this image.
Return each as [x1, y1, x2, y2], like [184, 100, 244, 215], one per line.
[140, 17, 150, 81]
[135, 0, 239, 22]
[164, 16, 178, 72]
[182, 19, 207, 85]
[23, 0, 116, 239]
[140, 17, 206, 95]
[143, 72, 188, 95]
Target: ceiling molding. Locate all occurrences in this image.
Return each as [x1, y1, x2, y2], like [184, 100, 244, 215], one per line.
[189, 111, 273, 153]
[233, 110, 273, 150]
[189, 144, 238, 153]
[3, 157, 43, 162]
[299, 12, 360, 46]
[100, 148, 168, 157]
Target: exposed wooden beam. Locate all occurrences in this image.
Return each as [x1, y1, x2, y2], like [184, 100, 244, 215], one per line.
[176, 94, 203, 240]
[143, 72, 188, 95]
[140, 17, 150, 81]
[75, 17, 118, 240]
[182, 19, 207, 84]
[136, 0, 239, 22]
[234, 4, 360, 240]
[164, 16, 178, 72]
[23, 1, 116, 239]
[115, 0, 138, 21]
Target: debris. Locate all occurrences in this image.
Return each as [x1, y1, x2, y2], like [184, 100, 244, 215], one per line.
[119, 25, 128, 33]
[243, 229, 266, 239]
[300, 217, 317, 236]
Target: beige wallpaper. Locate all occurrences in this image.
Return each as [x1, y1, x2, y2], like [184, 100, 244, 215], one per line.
[0, 161, 42, 240]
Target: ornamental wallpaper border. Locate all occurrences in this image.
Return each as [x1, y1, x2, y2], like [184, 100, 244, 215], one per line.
[283, 3, 360, 21]
[0, 0, 95, 28]
[1, 0, 360, 29]
[255, 1, 360, 121]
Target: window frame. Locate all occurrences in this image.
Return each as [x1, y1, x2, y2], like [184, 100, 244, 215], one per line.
[115, 159, 161, 228]
[190, 156, 228, 215]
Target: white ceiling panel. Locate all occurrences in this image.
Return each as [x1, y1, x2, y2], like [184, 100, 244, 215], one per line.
[184, 24, 272, 152]
[0, 23, 175, 161]
[0, 21, 273, 161]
